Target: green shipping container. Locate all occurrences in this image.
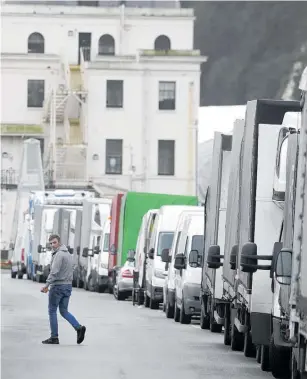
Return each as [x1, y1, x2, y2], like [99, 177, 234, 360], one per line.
[117, 192, 198, 266]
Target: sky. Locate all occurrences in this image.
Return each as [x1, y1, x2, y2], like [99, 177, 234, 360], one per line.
[197, 105, 246, 143]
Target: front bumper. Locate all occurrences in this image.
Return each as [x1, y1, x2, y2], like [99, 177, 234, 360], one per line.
[183, 283, 201, 315]
[118, 279, 133, 292]
[98, 275, 109, 286]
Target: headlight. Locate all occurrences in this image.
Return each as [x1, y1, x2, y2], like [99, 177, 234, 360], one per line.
[154, 269, 165, 279]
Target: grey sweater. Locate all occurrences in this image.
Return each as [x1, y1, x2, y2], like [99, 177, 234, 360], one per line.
[44, 245, 74, 288]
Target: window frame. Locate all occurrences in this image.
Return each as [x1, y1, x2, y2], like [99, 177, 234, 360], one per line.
[27, 79, 45, 108]
[158, 81, 176, 111]
[158, 139, 175, 176]
[106, 80, 123, 109]
[27, 32, 45, 54]
[105, 139, 123, 175]
[98, 34, 115, 56]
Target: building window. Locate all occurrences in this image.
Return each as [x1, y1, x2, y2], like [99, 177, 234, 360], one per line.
[98, 34, 115, 55]
[27, 80, 45, 108]
[105, 139, 123, 175]
[159, 81, 176, 110]
[154, 35, 171, 51]
[106, 80, 123, 108]
[28, 32, 45, 53]
[158, 140, 175, 176]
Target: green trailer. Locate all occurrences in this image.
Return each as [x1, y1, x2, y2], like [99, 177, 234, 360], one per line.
[117, 192, 198, 266]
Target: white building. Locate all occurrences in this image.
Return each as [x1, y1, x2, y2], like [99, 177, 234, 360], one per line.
[1, 1, 206, 198]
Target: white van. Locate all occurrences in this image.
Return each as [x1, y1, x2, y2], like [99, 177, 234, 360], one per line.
[163, 207, 204, 317]
[96, 218, 111, 292]
[133, 209, 158, 305]
[145, 205, 201, 309]
[84, 203, 111, 291]
[173, 214, 204, 324]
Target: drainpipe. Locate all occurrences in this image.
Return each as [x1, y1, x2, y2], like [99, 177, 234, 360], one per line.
[119, 3, 125, 55]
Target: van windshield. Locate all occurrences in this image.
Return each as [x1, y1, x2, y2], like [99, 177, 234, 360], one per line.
[157, 232, 174, 256]
[103, 233, 110, 252]
[191, 235, 204, 254]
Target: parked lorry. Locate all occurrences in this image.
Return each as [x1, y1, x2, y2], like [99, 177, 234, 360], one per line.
[108, 192, 198, 294]
[213, 100, 301, 369]
[79, 198, 111, 290]
[201, 132, 232, 333]
[289, 66, 307, 379]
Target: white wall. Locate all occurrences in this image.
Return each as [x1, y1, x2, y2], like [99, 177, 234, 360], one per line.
[1, 6, 194, 64]
[85, 62, 200, 195]
[1, 59, 61, 125]
[1, 136, 24, 172]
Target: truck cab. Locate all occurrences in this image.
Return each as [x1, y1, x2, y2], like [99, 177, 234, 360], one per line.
[96, 218, 111, 293]
[173, 214, 204, 324]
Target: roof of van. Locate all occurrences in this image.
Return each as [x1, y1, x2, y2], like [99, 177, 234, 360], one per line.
[158, 205, 202, 230]
[184, 213, 204, 234]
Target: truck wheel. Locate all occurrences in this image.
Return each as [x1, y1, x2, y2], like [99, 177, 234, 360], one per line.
[174, 299, 180, 322]
[11, 271, 17, 279]
[137, 291, 144, 306]
[17, 272, 23, 279]
[144, 293, 150, 308]
[166, 300, 174, 319]
[244, 331, 256, 358]
[270, 335, 291, 378]
[231, 324, 244, 351]
[117, 291, 126, 301]
[224, 308, 231, 345]
[200, 307, 210, 329]
[36, 274, 44, 283]
[260, 344, 271, 371]
[149, 297, 159, 310]
[72, 279, 77, 288]
[180, 300, 191, 324]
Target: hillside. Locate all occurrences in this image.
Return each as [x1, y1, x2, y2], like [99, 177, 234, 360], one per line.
[181, 1, 307, 106]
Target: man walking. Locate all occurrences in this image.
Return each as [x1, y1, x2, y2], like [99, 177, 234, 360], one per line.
[41, 234, 86, 345]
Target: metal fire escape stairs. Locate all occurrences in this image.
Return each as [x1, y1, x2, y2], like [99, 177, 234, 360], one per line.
[42, 52, 88, 187]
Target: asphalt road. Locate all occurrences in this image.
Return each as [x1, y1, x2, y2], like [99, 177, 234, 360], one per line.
[1, 271, 272, 379]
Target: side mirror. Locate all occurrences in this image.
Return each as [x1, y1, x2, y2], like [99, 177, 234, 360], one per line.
[94, 245, 100, 255]
[270, 242, 283, 278]
[38, 244, 43, 253]
[230, 244, 239, 270]
[240, 242, 273, 273]
[174, 254, 186, 270]
[189, 249, 199, 266]
[275, 248, 292, 285]
[82, 247, 89, 258]
[207, 245, 223, 269]
[67, 245, 74, 254]
[161, 248, 170, 263]
[148, 248, 154, 260]
[127, 249, 136, 262]
[110, 244, 117, 255]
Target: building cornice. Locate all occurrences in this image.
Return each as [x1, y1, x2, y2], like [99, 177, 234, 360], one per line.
[1, 53, 61, 62]
[1, 5, 195, 21]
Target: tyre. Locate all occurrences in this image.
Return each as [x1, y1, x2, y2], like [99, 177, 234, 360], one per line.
[11, 271, 17, 279]
[270, 335, 291, 378]
[166, 300, 174, 319]
[244, 331, 256, 358]
[260, 344, 271, 372]
[144, 292, 150, 308]
[224, 307, 231, 346]
[117, 291, 126, 301]
[200, 307, 210, 330]
[180, 300, 191, 325]
[231, 324, 244, 351]
[149, 296, 159, 310]
[174, 300, 180, 322]
[17, 272, 23, 279]
[210, 319, 222, 333]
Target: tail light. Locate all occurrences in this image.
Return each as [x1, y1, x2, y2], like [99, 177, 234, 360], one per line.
[21, 248, 25, 262]
[121, 269, 133, 278]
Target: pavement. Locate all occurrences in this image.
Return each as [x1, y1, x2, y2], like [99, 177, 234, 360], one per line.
[1, 270, 272, 379]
